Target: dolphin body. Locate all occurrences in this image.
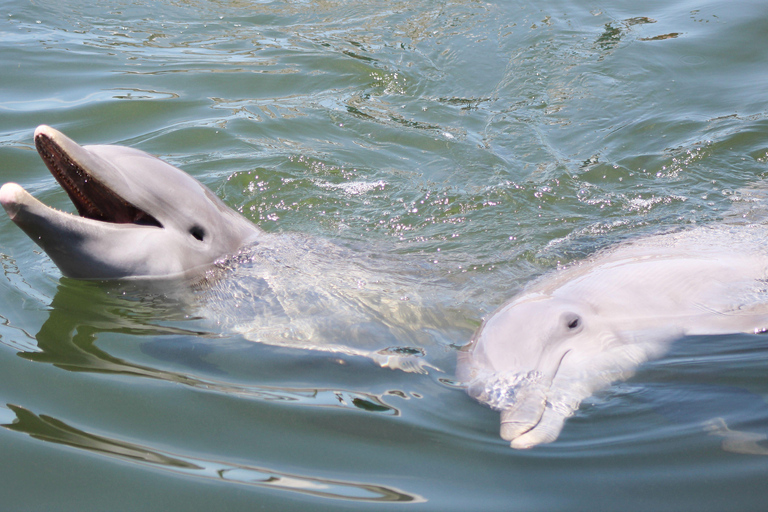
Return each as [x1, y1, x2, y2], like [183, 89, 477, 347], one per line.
[458, 222, 768, 449]
[0, 125, 260, 279]
[1, 126, 474, 374]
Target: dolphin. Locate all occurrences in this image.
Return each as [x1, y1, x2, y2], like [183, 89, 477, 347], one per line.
[458, 223, 768, 449]
[0, 126, 477, 375]
[0, 125, 260, 279]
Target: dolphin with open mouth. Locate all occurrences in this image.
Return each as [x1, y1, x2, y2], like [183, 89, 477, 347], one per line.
[0, 125, 260, 279]
[0, 126, 477, 375]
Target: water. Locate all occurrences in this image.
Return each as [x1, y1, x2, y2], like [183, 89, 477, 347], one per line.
[2, 0, 768, 509]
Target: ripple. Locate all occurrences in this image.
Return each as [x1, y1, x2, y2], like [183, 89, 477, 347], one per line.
[315, 178, 387, 196]
[2, 404, 422, 503]
[0, 88, 178, 112]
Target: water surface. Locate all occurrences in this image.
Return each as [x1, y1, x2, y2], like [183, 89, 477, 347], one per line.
[2, 0, 768, 510]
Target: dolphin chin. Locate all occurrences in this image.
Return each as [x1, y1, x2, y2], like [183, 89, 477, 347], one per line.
[1, 125, 261, 280]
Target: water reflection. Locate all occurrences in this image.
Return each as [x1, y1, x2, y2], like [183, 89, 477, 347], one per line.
[21, 280, 207, 375]
[19, 281, 401, 416]
[2, 404, 422, 502]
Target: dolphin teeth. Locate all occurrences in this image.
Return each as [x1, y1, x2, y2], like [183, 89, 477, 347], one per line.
[36, 141, 104, 219]
[34, 132, 162, 228]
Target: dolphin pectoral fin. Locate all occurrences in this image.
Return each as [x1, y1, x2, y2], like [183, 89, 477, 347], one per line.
[704, 417, 768, 456]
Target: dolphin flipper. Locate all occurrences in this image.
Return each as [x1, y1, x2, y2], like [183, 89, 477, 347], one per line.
[704, 418, 768, 456]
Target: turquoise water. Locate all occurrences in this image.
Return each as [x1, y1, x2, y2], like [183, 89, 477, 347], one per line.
[2, 0, 768, 509]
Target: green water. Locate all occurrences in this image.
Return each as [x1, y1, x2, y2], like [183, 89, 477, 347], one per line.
[2, 0, 768, 510]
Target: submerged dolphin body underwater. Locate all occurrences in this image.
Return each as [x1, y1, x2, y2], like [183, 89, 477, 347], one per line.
[459, 220, 768, 449]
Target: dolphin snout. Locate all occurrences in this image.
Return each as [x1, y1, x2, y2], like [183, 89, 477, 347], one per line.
[0, 183, 26, 220]
[499, 385, 548, 442]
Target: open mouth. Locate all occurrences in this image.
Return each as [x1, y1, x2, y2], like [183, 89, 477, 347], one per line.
[35, 132, 162, 227]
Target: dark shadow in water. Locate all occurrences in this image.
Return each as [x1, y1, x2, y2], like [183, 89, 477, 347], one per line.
[17, 281, 400, 416]
[594, 16, 659, 55]
[21, 280, 216, 377]
[1, 403, 422, 503]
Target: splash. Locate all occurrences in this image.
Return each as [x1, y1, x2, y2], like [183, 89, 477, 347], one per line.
[466, 370, 545, 411]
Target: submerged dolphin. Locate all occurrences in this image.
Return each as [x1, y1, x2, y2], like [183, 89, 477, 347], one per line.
[0, 125, 259, 279]
[458, 223, 768, 449]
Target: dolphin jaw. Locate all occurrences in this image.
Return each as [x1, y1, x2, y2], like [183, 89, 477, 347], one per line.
[0, 183, 25, 220]
[0, 181, 143, 233]
[33, 125, 162, 229]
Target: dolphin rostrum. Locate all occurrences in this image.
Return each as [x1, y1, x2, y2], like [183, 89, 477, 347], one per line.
[458, 223, 768, 449]
[0, 125, 260, 279]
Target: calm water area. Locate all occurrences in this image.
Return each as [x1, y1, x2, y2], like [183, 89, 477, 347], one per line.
[2, 0, 768, 510]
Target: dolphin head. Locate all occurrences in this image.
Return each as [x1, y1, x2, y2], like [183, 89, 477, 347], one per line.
[0, 125, 260, 279]
[458, 295, 618, 445]
[462, 296, 597, 385]
[459, 292, 666, 447]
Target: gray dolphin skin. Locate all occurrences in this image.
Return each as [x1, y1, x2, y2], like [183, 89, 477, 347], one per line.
[0, 125, 260, 279]
[458, 223, 768, 449]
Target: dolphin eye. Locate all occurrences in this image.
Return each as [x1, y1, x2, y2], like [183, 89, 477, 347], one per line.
[563, 313, 582, 331]
[189, 225, 205, 241]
